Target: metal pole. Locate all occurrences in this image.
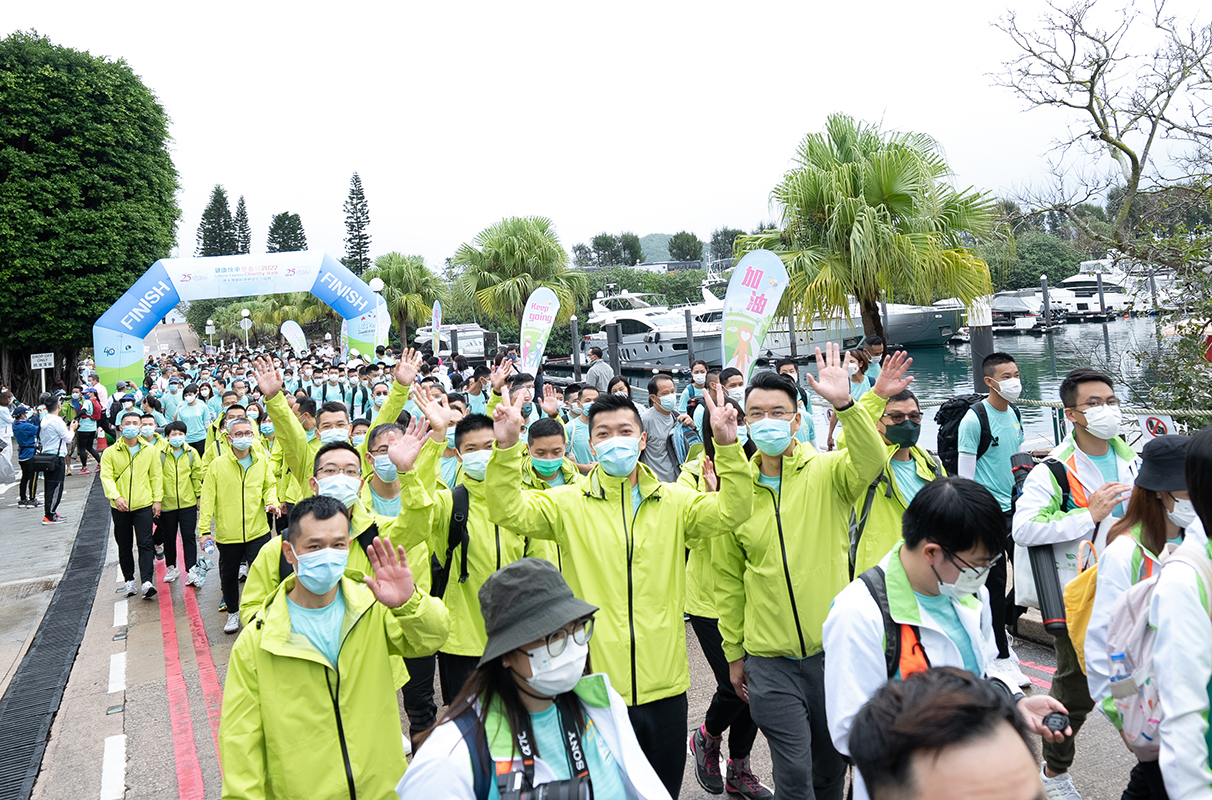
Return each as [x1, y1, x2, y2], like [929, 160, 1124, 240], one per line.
[880, 300, 890, 340]
[606, 323, 622, 375]
[684, 308, 696, 366]
[1149, 272, 1158, 311]
[570, 316, 581, 381]
[41, 368, 46, 395]
[1097, 271, 1106, 315]
[788, 314, 799, 360]
[449, 327, 459, 357]
[1040, 273, 1051, 330]
[968, 296, 994, 394]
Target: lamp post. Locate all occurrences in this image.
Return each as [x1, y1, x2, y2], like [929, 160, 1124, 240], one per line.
[367, 277, 386, 356]
[206, 319, 215, 348]
[240, 308, 251, 349]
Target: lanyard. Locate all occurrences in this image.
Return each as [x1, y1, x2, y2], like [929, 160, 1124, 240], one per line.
[498, 700, 592, 796]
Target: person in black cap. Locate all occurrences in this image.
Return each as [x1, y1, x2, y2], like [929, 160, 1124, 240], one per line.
[398, 557, 672, 800]
[1084, 433, 1191, 798]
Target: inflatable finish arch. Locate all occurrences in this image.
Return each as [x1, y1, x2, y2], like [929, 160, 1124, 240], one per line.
[93, 251, 387, 390]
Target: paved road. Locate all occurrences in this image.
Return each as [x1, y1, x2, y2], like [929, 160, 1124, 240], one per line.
[2, 489, 1142, 799]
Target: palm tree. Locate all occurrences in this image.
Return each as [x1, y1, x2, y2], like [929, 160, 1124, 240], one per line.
[363, 252, 445, 345]
[735, 114, 998, 340]
[452, 216, 588, 324]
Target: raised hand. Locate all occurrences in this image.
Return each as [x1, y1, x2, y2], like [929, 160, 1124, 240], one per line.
[701, 455, 719, 492]
[490, 361, 512, 394]
[872, 350, 915, 399]
[251, 356, 283, 399]
[539, 384, 561, 418]
[411, 388, 451, 442]
[804, 343, 854, 410]
[388, 417, 431, 474]
[704, 383, 738, 445]
[364, 536, 416, 609]
[392, 347, 424, 387]
[492, 386, 525, 449]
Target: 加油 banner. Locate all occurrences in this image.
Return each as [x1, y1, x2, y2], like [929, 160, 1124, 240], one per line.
[519, 287, 560, 375]
[721, 250, 790, 381]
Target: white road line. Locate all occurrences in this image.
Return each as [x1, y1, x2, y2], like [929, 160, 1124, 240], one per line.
[113, 599, 127, 627]
[99, 734, 126, 800]
[116, 569, 123, 585]
[107, 652, 125, 694]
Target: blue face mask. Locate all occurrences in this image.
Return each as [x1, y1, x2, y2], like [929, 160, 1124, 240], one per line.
[737, 426, 750, 446]
[291, 545, 349, 595]
[230, 436, 254, 451]
[316, 474, 361, 508]
[658, 394, 677, 412]
[749, 418, 794, 456]
[351, 433, 366, 447]
[319, 427, 349, 445]
[531, 456, 563, 477]
[121, 424, 140, 439]
[446, 428, 457, 449]
[260, 422, 275, 436]
[460, 450, 492, 481]
[373, 455, 398, 482]
[594, 436, 641, 478]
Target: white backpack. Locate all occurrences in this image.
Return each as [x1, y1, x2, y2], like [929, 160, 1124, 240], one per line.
[1105, 540, 1212, 761]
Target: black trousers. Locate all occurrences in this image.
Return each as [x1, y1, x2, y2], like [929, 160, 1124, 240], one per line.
[986, 510, 1017, 658]
[217, 534, 271, 613]
[188, 440, 206, 456]
[19, 459, 38, 503]
[1121, 760, 1169, 800]
[438, 652, 480, 706]
[403, 655, 438, 741]
[112, 506, 155, 585]
[627, 691, 689, 798]
[43, 455, 65, 517]
[156, 506, 198, 571]
[77, 431, 101, 468]
[689, 614, 760, 758]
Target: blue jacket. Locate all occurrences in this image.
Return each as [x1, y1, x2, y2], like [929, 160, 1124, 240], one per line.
[14, 418, 40, 461]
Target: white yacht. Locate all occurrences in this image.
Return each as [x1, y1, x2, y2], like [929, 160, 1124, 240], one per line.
[413, 323, 493, 358]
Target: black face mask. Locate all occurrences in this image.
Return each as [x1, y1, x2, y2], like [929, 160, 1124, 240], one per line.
[884, 420, 921, 449]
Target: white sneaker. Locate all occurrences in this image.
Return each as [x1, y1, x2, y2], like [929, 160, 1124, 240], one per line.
[141, 581, 157, 600]
[1040, 764, 1082, 800]
[224, 613, 240, 634]
[238, 563, 249, 581]
[163, 566, 179, 583]
[987, 656, 1031, 688]
[184, 567, 198, 586]
[402, 733, 412, 756]
[123, 580, 137, 597]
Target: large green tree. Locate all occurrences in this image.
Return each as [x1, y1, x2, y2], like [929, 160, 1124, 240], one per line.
[343, 171, 372, 275]
[363, 252, 445, 345]
[668, 230, 704, 262]
[735, 113, 996, 340]
[453, 216, 588, 324]
[196, 184, 237, 256]
[267, 212, 308, 253]
[710, 227, 744, 262]
[0, 31, 179, 394]
[234, 195, 252, 254]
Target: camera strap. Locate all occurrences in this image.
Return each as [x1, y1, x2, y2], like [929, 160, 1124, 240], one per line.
[497, 699, 591, 798]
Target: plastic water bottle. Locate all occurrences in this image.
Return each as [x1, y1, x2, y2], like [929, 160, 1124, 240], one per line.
[203, 539, 216, 556]
[1109, 652, 1129, 684]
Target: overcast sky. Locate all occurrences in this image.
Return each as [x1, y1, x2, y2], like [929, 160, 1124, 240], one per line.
[8, 0, 1204, 267]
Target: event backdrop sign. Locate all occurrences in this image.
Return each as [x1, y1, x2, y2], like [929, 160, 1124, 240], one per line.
[280, 320, 307, 353]
[431, 301, 442, 353]
[93, 251, 381, 390]
[341, 298, 389, 362]
[519, 287, 560, 375]
[721, 250, 791, 381]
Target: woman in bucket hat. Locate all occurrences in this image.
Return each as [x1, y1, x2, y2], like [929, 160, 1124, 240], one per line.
[398, 557, 671, 799]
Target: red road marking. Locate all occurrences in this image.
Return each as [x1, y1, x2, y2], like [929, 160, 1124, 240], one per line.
[1020, 660, 1057, 675]
[179, 537, 224, 769]
[154, 559, 205, 800]
[1029, 675, 1052, 690]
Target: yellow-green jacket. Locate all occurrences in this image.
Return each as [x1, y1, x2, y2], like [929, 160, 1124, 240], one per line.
[199, 448, 279, 544]
[159, 446, 204, 511]
[715, 401, 885, 663]
[219, 574, 449, 800]
[100, 439, 164, 511]
[678, 456, 724, 619]
[485, 439, 752, 706]
[519, 455, 584, 570]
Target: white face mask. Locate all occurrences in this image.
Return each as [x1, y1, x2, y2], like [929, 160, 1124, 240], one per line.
[1081, 405, 1122, 440]
[994, 377, 1022, 403]
[1168, 497, 1198, 530]
[938, 565, 989, 598]
[726, 387, 745, 404]
[460, 449, 492, 481]
[847, 362, 860, 377]
[523, 637, 589, 697]
[692, 373, 706, 386]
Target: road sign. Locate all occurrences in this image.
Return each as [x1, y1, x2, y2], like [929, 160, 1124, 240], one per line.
[205, 325, 216, 335]
[240, 318, 253, 331]
[30, 352, 54, 370]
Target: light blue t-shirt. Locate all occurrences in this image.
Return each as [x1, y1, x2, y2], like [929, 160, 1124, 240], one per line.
[758, 473, 781, 494]
[287, 590, 346, 667]
[542, 470, 566, 487]
[486, 703, 626, 800]
[177, 400, 211, 443]
[370, 487, 401, 517]
[914, 592, 979, 675]
[957, 401, 1023, 512]
[567, 419, 593, 466]
[237, 454, 253, 471]
[467, 390, 489, 417]
[793, 392, 816, 445]
[890, 457, 928, 505]
[849, 376, 872, 402]
[677, 384, 704, 414]
[867, 359, 882, 382]
[1088, 449, 1125, 518]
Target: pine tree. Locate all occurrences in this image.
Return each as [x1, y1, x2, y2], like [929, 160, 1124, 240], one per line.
[195, 184, 238, 256]
[343, 171, 372, 275]
[266, 212, 308, 253]
[234, 195, 252, 254]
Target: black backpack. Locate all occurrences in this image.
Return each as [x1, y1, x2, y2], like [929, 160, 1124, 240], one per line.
[430, 484, 471, 598]
[933, 394, 1022, 476]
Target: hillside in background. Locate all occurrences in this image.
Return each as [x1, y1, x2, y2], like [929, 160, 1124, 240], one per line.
[638, 233, 671, 263]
